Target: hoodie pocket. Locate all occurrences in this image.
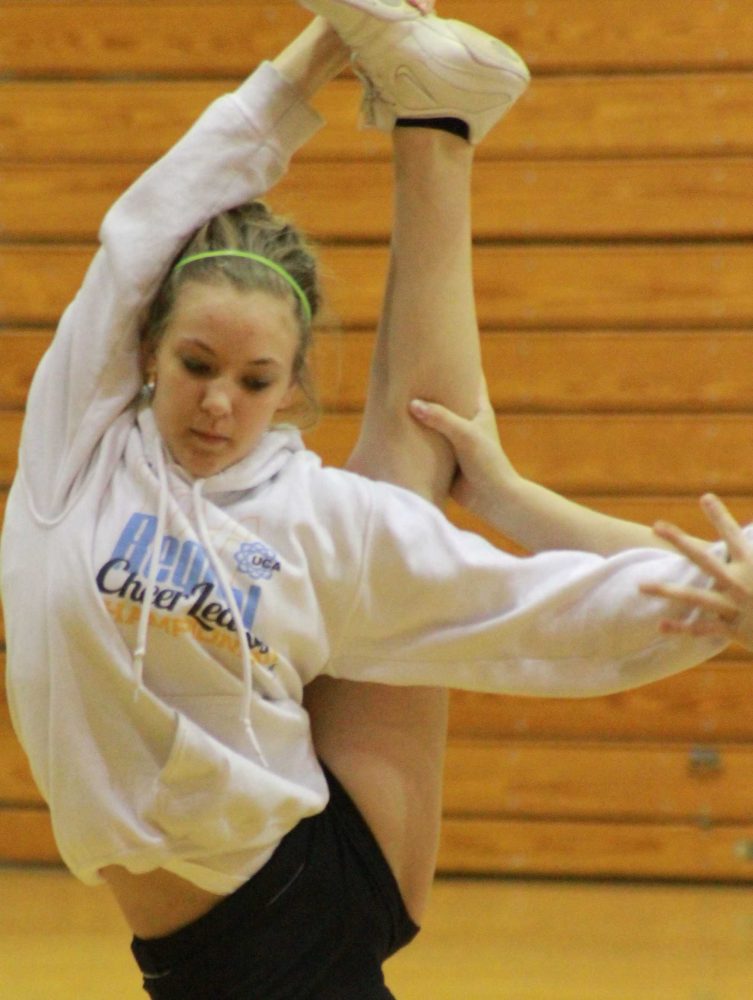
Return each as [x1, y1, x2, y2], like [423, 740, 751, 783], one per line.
[148, 708, 270, 850]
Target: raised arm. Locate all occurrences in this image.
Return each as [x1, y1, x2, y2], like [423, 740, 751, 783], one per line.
[20, 22, 334, 521]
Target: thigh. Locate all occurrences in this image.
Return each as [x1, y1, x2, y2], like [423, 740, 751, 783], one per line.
[311, 427, 450, 926]
[304, 676, 448, 923]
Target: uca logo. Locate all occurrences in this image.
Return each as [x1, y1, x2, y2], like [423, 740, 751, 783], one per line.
[234, 541, 282, 581]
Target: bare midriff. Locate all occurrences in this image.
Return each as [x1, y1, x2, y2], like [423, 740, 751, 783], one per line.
[100, 865, 225, 939]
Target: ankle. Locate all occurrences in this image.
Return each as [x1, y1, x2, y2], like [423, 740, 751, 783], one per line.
[392, 123, 475, 171]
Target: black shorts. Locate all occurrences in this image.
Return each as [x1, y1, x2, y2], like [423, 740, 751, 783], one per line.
[131, 765, 419, 999]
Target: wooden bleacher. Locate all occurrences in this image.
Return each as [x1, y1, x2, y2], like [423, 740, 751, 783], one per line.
[2, 0, 753, 881]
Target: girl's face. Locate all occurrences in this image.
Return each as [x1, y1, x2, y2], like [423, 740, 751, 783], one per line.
[148, 281, 300, 478]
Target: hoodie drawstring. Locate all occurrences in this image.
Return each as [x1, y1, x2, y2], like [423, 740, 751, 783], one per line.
[132, 438, 169, 694]
[191, 478, 269, 768]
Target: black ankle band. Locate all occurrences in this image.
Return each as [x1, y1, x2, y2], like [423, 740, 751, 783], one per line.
[395, 117, 470, 142]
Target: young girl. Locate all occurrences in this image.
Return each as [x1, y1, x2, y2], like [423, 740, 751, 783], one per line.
[2, 3, 744, 998]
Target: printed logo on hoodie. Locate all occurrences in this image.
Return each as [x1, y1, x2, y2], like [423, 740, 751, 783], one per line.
[234, 541, 281, 580]
[96, 511, 277, 659]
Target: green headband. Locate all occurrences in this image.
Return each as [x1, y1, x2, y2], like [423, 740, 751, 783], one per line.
[173, 249, 313, 323]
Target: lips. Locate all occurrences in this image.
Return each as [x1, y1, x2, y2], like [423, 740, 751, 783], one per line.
[190, 429, 229, 446]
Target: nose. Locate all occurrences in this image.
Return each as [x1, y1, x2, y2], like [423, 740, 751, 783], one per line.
[200, 379, 233, 419]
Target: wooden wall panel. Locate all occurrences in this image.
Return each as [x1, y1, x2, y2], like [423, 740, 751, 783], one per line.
[306, 414, 753, 496]
[449, 661, 753, 743]
[8, 159, 753, 242]
[8, 243, 753, 330]
[438, 819, 753, 881]
[443, 742, 753, 822]
[6, 76, 753, 163]
[0, 712, 40, 806]
[2, 1, 753, 882]
[3, 1, 753, 78]
[0, 808, 58, 864]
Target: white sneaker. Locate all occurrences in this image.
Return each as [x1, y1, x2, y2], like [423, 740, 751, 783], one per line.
[299, 0, 530, 143]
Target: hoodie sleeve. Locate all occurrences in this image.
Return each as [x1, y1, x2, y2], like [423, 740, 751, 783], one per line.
[327, 480, 732, 696]
[19, 62, 322, 521]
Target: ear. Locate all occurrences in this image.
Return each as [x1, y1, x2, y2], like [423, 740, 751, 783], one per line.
[140, 340, 156, 383]
[277, 381, 299, 412]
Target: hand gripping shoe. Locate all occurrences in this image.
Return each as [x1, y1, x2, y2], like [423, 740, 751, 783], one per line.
[299, 0, 530, 143]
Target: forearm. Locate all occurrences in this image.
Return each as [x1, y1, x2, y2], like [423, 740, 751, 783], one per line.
[481, 475, 676, 555]
[272, 17, 348, 99]
[409, 399, 680, 554]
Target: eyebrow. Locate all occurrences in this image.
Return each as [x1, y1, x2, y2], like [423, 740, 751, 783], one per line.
[179, 337, 282, 368]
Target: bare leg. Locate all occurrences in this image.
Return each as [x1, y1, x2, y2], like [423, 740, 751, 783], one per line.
[305, 126, 481, 923]
[347, 127, 480, 500]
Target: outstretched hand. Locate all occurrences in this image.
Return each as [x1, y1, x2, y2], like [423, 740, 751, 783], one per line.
[640, 494, 753, 650]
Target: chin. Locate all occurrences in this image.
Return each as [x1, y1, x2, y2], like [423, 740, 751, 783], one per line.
[173, 445, 232, 480]
[189, 457, 231, 478]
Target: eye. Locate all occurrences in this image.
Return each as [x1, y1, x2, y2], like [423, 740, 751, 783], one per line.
[182, 356, 212, 376]
[242, 377, 272, 393]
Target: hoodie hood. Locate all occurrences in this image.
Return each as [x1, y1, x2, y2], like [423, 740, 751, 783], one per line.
[136, 405, 305, 496]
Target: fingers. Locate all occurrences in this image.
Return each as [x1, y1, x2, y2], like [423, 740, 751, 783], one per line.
[409, 398, 469, 445]
[640, 581, 740, 623]
[644, 497, 753, 651]
[653, 497, 753, 606]
[652, 520, 724, 578]
[699, 493, 749, 562]
[640, 580, 741, 645]
[657, 617, 734, 639]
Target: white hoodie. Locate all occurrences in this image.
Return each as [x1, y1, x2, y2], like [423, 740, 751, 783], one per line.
[1, 63, 731, 895]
